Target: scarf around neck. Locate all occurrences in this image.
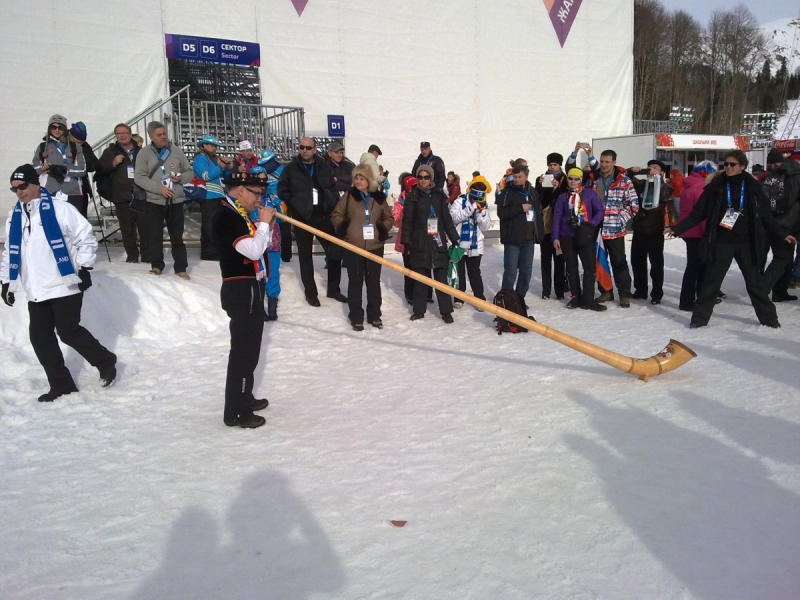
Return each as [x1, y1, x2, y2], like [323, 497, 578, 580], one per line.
[7, 189, 79, 292]
[225, 196, 266, 280]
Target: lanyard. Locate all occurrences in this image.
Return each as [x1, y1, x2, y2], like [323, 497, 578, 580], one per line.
[726, 181, 745, 211]
[359, 191, 370, 220]
[54, 142, 68, 164]
[422, 155, 433, 165]
[304, 162, 315, 178]
[600, 174, 613, 196]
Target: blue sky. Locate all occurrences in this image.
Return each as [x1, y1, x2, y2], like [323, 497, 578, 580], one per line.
[664, 0, 798, 26]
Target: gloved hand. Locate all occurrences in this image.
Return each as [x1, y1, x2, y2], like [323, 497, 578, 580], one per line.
[77, 267, 92, 292]
[1, 283, 14, 307]
[48, 164, 68, 182]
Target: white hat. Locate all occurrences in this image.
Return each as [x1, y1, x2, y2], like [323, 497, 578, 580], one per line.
[239, 140, 253, 151]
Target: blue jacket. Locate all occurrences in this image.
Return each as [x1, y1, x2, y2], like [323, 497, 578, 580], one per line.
[192, 152, 230, 199]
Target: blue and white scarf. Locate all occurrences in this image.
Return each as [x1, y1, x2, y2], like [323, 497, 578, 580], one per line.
[458, 196, 480, 251]
[7, 189, 79, 292]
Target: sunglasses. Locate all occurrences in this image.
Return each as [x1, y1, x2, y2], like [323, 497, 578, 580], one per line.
[11, 182, 32, 193]
[568, 177, 582, 181]
[418, 174, 432, 180]
[298, 145, 315, 151]
[723, 162, 740, 167]
[244, 187, 265, 196]
[50, 124, 65, 131]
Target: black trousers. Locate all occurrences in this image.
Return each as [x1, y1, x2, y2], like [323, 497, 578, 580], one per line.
[344, 247, 384, 324]
[561, 230, 597, 304]
[28, 293, 116, 393]
[200, 199, 221, 260]
[762, 232, 795, 295]
[539, 234, 565, 298]
[279, 221, 293, 262]
[679, 238, 707, 310]
[293, 213, 342, 299]
[402, 252, 430, 301]
[598, 236, 632, 297]
[147, 201, 188, 273]
[691, 242, 778, 326]
[413, 265, 452, 315]
[115, 201, 150, 262]
[67, 194, 88, 218]
[631, 230, 665, 300]
[221, 279, 266, 421]
[456, 255, 485, 300]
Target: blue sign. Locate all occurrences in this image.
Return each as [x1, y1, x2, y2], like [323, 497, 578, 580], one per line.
[327, 115, 345, 138]
[165, 34, 260, 67]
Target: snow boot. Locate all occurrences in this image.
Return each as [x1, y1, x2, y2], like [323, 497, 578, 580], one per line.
[267, 296, 278, 321]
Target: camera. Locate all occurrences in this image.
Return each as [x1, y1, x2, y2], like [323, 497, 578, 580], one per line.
[48, 164, 67, 182]
[568, 214, 580, 229]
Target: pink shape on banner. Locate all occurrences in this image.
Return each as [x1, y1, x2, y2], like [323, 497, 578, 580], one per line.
[544, 0, 583, 47]
[291, 0, 309, 16]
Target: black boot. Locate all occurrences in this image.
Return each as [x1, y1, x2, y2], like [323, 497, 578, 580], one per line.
[267, 296, 278, 320]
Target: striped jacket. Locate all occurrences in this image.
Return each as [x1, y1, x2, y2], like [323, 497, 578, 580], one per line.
[593, 167, 639, 240]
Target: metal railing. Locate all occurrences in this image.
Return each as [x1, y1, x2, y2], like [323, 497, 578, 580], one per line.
[633, 120, 687, 134]
[196, 102, 305, 162]
[90, 85, 194, 154]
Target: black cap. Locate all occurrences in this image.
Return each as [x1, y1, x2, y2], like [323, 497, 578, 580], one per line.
[767, 148, 784, 164]
[420, 141, 431, 148]
[368, 144, 382, 155]
[10, 164, 39, 185]
[647, 159, 667, 172]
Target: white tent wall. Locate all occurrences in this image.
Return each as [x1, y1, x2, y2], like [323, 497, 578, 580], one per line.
[0, 0, 632, 236]
[0, 0, 168, 224]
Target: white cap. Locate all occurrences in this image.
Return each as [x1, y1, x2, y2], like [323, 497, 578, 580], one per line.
[239, 140, 253, 151]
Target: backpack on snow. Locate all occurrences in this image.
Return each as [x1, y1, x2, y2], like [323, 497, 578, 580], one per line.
[492, 289, 536, 335]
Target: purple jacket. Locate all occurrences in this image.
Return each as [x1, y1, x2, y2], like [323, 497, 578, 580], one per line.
[552, 187, 604, 239]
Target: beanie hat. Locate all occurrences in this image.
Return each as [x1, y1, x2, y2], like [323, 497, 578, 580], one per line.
[48, 114, 68, 128]
[402, 175, 418, 193]
[466, 174, 493, 195]
[766, 148, 784, 164]
[416, 164, 434, 179]
[69, 121, 87, 142]
[352, 163, 378, 192]
[546, 152, 563, 166]
[10, 164, 39, 185]
[238, 140, 253, 151]
[567, 168, 584, 179]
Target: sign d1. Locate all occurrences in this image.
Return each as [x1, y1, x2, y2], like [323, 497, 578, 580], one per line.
[327, 115, 345, 138]
[165, 34, 260, 67]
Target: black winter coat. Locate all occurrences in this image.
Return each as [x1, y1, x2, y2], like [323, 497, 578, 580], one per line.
[763, 159, 800, 234]
[97, 142, 141, 204]
[277, 154, 338, 220]
[672, 171, 788, 267]
[412, 154, 446, 190]
[496, 182, 544, 245]
[401, 185, 459, 270]
[324, 155, 355, 193]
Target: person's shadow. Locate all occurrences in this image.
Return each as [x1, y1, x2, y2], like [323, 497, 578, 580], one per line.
[65, 271, 139, 381]
[564, 391, 800, 600]
[130, 470, 346, 599]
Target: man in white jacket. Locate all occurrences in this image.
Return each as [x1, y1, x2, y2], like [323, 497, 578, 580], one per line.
[1, 164, 116, 402]
[359, 144, 387, 190]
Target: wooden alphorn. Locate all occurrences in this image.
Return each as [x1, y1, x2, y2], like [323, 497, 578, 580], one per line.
[276, 213, 696, 381]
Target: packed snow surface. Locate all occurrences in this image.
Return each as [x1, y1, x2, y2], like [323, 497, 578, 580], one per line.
[1, 242, 798, 599]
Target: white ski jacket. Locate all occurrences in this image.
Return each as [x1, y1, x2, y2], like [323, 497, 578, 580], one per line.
[1, 194, 97, 302]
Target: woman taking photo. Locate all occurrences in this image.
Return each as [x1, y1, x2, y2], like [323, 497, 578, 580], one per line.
[331, 165, 394, 331]
[552, 168, 606, 311]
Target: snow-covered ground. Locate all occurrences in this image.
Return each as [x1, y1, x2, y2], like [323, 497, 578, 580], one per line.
[1, 240, 799, 599]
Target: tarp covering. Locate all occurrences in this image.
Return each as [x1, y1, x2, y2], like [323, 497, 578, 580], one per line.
[0, 0, 633, 233]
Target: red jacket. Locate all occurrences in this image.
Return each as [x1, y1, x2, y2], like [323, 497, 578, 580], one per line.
[677, 172, 707, 238]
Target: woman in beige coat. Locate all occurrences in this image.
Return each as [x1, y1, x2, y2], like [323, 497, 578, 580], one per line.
[331, 165, 394, 330]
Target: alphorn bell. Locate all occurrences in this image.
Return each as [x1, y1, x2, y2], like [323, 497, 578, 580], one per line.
[275, 213, 696, 381]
